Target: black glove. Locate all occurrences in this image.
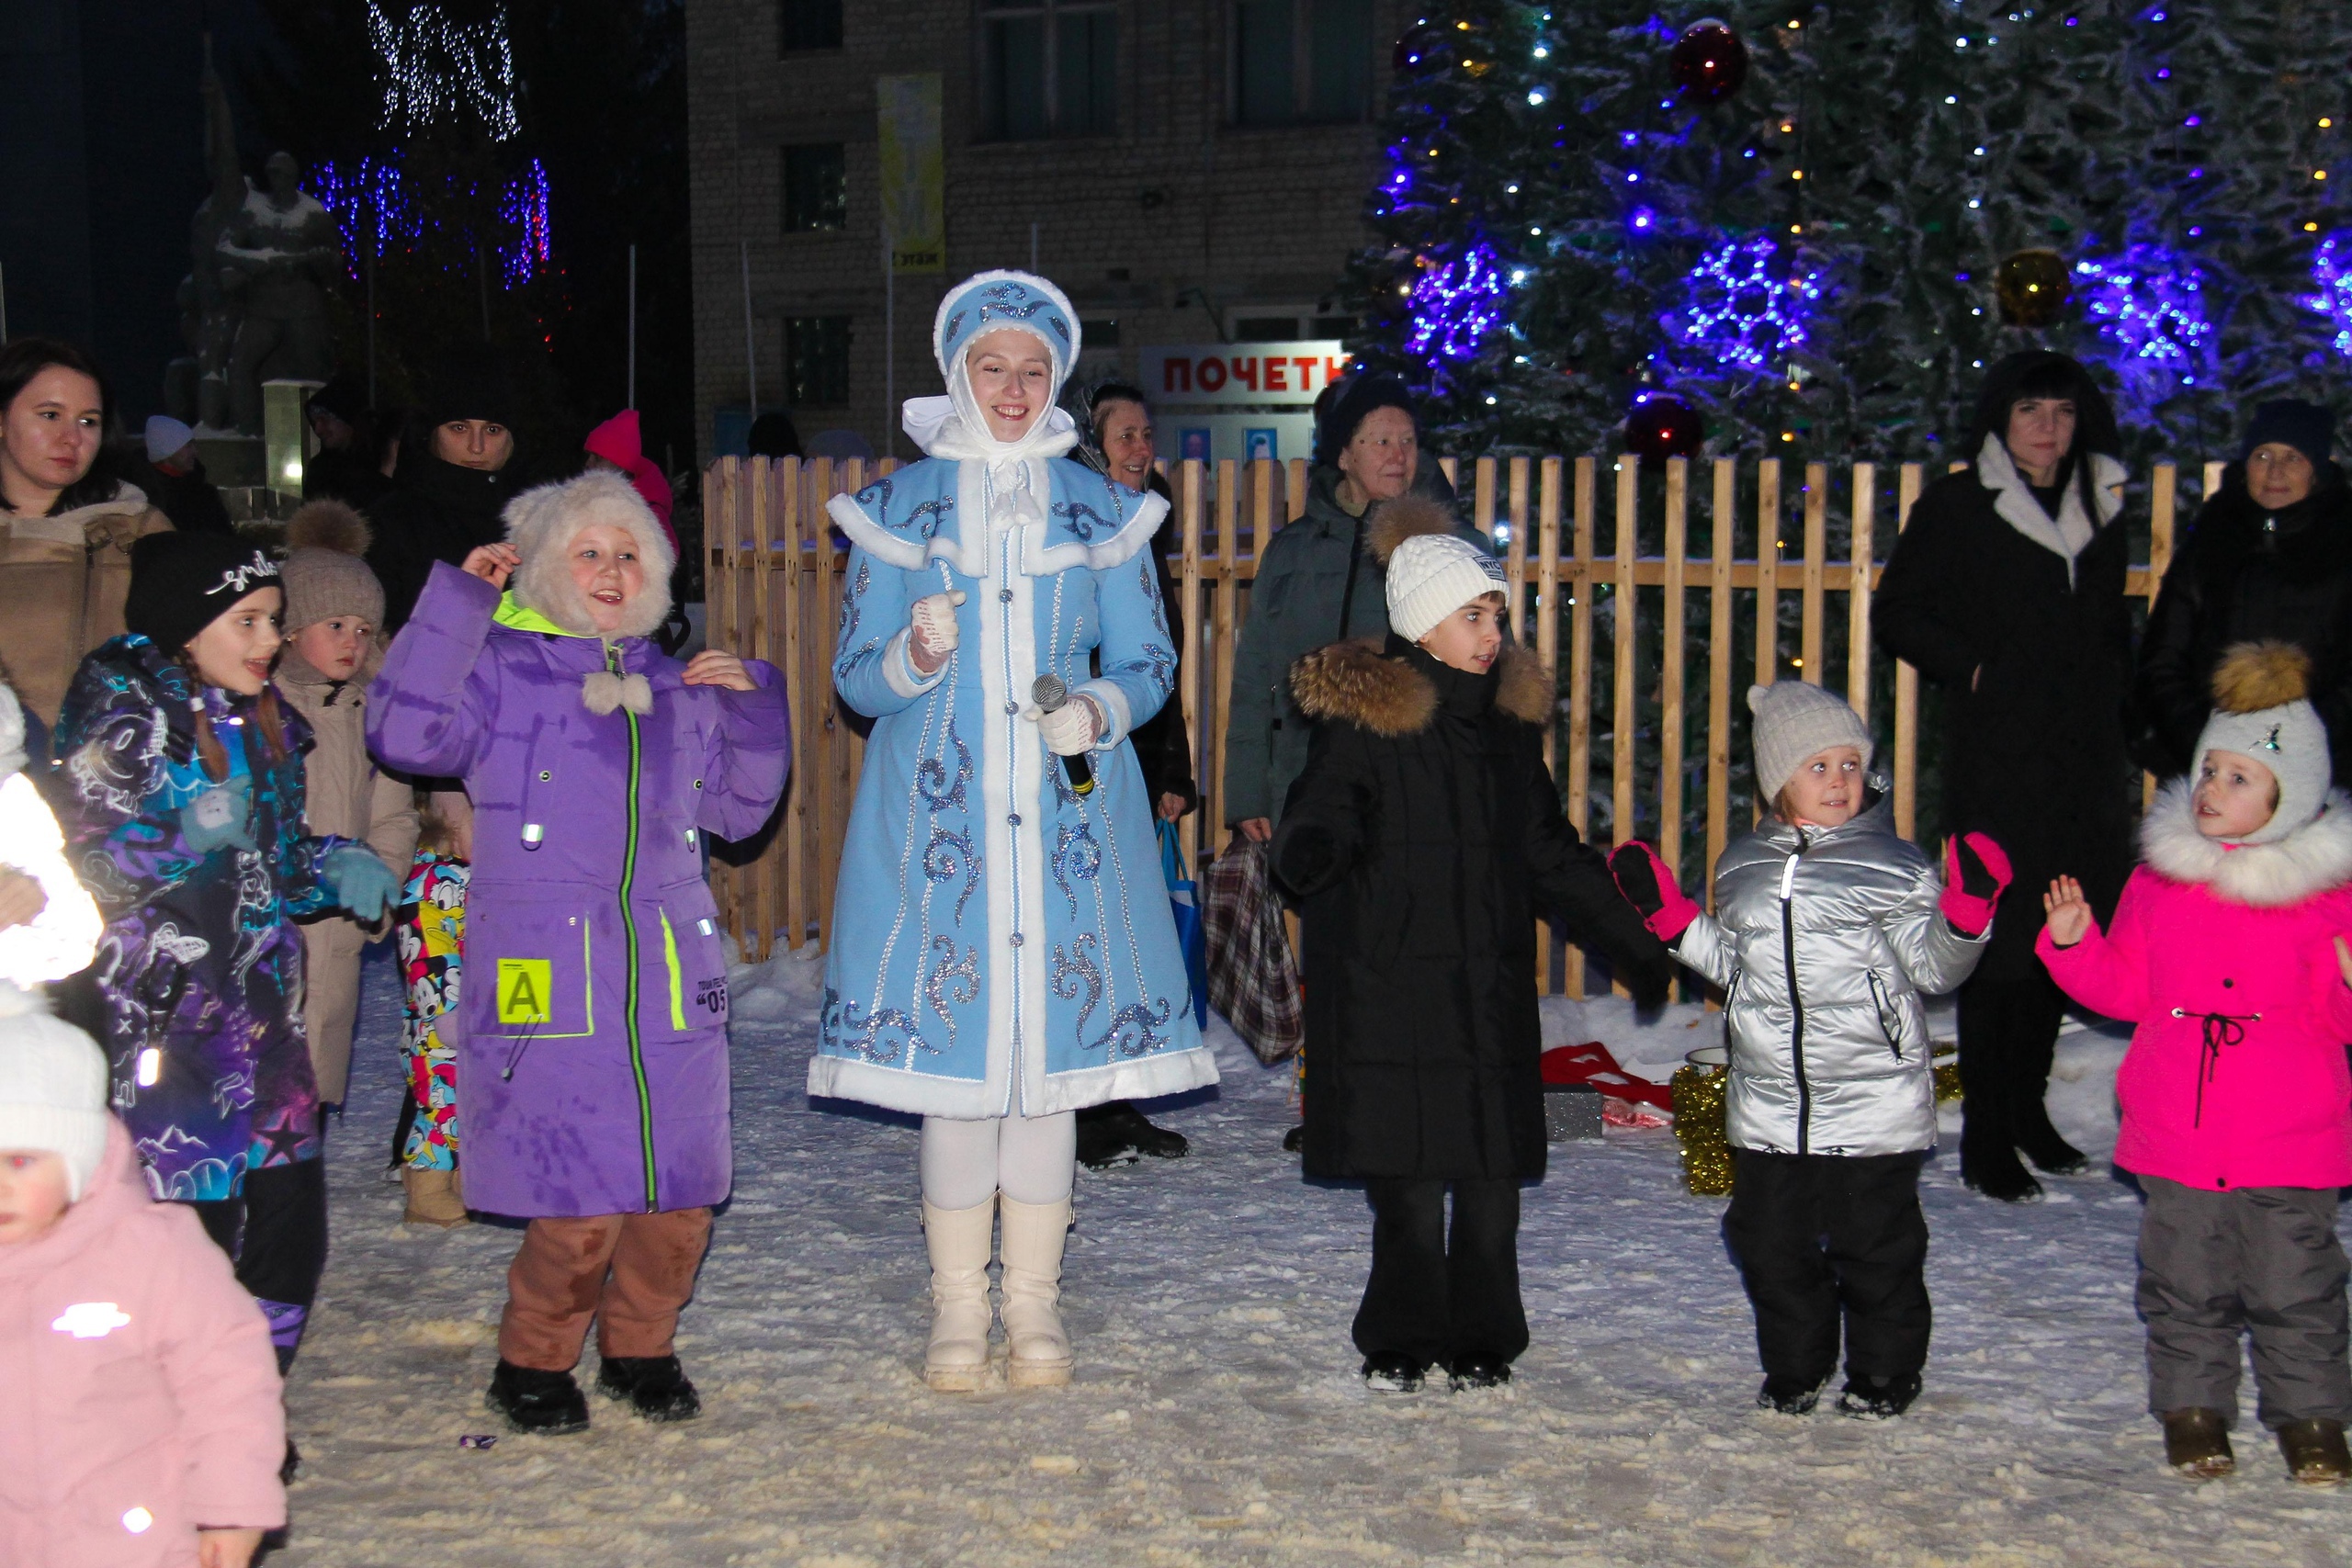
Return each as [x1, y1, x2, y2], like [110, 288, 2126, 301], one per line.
[1608, 841, 1664, 919]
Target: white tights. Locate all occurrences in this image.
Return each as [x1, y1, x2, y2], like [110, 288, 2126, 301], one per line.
[919, 1111, 1077, 1211]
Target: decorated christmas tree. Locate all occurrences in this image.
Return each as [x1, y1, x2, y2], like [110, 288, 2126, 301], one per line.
[1342, 1, 2352, 463]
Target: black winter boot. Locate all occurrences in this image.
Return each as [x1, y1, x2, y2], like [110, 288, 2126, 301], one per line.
[1756, 1374, 1825, 1416]
[597, 1355, 703, 1422]
[487, 1359, 590, 1434]
[1448, 1356, 1511, 1392]
[1361, 1352, 1426, 1393]
[1836, 1371, 1922, 1420]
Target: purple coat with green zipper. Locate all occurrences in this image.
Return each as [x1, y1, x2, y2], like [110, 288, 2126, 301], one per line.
[367, 562, 790, 1218]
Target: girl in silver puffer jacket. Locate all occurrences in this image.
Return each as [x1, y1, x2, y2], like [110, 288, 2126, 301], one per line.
[1611, 682, 2008, 1420]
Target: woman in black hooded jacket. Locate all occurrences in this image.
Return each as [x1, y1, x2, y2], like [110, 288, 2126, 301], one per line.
[366, 354, 524, 633]
[1873, 352, 2136, 1203]
[2132, 400, 2352, 782]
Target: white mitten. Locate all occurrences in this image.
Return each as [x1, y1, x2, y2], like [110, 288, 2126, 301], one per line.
[908, 591, 967, 672]
[1024, 695, 1099, 756]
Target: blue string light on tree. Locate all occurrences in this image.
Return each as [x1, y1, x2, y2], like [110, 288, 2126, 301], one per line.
[2072, 245, 2216, 402]
[1665, 234, 1822, 374]
[1405, 243, 1510, 364]
[2304, 234, 2352, 355]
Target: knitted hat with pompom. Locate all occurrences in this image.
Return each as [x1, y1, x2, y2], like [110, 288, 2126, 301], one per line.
[2194, 640, 2333, 844]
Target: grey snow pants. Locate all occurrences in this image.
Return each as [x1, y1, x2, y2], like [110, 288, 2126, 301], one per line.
[2138, 1176, 2352, 1429]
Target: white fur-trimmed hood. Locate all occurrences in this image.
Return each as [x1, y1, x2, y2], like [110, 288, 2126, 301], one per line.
[503, 470, 676, 640]
[2139, 777, 2352, 907]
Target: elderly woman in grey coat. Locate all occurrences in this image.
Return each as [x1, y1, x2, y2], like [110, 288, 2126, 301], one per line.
[1611, 682, 2007, 1422]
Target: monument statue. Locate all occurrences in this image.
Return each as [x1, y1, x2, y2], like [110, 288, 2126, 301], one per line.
[164, 54, 343, 435]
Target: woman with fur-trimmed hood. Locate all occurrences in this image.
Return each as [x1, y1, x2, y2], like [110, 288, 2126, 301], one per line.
[2041, 642, 2352, 1483]
[368, 470, 790, 1435]
[1271, 505, 1669, 1395]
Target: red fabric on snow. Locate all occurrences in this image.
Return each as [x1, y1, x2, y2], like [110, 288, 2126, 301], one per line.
[1539, 1040, 1673, 1111]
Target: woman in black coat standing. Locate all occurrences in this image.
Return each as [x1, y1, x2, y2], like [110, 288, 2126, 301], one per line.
[1874, 352, 2136, 1202]
[2132, 400, 2352, 781]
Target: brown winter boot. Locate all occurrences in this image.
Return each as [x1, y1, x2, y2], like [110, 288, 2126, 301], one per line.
[997, 1194, 1073, 1388]
[2161, 1408, 2234, 1479]
[2277, 1418, 2352, 1485]
[401, 1166, 470, 1227]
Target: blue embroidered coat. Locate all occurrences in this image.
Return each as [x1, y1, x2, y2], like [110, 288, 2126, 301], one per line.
[808, 453, 1217, 1117]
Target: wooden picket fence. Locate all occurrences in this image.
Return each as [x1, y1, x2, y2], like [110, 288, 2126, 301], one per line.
[704, 452, 2222, 993]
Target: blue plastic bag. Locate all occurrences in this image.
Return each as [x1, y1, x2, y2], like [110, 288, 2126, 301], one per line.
[1159, 820, 1210, 1032]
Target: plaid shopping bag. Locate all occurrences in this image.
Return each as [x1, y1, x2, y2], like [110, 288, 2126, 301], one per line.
[1202, 837, 1303, 1065]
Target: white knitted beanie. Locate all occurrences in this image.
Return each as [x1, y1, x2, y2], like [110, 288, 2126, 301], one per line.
[0, 983, 110, 1201]
[2195, 642, 2332, 845]
[1386, 532, 1507, 644]
[1749, 681, 1873, 802]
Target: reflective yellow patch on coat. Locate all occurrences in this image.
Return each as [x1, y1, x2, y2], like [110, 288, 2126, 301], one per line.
[497, 959, 554, 1024]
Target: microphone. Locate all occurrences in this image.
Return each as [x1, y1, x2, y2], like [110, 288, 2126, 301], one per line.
[1030, 674, 1095, 796]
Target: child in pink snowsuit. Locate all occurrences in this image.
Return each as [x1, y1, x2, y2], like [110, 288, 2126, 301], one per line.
[2041, 642, 2352, 1485]
[0, 982, 286, 1567]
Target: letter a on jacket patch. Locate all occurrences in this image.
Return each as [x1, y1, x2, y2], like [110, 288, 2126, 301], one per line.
[497, 959, 554, 1025]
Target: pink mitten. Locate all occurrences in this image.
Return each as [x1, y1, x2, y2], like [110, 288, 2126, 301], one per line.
[1939, 831, 2012, 936]
[1607, 840, 1701, 943]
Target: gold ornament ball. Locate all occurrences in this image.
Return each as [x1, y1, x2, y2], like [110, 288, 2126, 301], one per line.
[1996, 249, 2072, 327]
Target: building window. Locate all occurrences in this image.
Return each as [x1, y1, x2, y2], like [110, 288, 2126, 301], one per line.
[980, 0, 1117, 141]
[785, 316, 852, 406]
[781, 144, 847, 233]
[1233, 0, 1371, 127]
[1080, 319, 1121, 347]
[778, 0, 842, 51]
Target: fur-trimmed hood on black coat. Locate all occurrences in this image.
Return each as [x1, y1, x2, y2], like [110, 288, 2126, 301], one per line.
[1270, 634, 1669, 1181]
[2131, 465, 2352, 782]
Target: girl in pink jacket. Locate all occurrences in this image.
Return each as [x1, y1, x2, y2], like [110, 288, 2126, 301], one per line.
[2041, 642, 2352, 1488]
[0, 982, 285, 1568]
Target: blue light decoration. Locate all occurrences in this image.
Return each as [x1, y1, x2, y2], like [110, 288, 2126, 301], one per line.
[2072, 245, 2215, 398]
[1406, 243, 1510, 363]
[311, 155, 426, 270]
[2304, 234, 2352, 355]
[498, 159, 552, 286]
[1663, 234, 1822, 374]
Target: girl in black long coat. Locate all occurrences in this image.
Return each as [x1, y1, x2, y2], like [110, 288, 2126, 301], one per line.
[1874, 352, 2136, 1202]
[1272, 505, 1668, 1393]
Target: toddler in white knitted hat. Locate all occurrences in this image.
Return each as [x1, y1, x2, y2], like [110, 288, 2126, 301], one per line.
[0, 981, 288, 1563]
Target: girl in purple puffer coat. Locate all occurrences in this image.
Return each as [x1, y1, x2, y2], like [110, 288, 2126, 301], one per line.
[369, 471, 789, 1434]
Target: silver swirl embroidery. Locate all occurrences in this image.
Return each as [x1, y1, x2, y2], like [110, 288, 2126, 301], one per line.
[1089, 998, 1173, 1061]
[916, 720, 973, 813]
[821, 987, 934, 1066]
[1051, 933, 1103, 1050]
[922, 827, 982, 925]
[922, 938, 979, 1051]
[1050, 820, 1101, 919]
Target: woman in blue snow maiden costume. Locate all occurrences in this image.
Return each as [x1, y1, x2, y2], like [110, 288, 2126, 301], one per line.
[810, 270, 1217, 1393]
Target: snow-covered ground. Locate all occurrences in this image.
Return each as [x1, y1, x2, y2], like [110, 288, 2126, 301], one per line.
[269, 945, 2352, 1566]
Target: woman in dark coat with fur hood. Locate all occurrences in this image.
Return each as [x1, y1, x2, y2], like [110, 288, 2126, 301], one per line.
[1272, 506, 1668, 1394]
[2132, 400, 2352, 783]
[1873, 352, 2136, 1203]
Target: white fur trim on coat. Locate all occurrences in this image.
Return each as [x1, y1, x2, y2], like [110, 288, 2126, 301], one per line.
[2139, 778, 2352, 907]
[504, 470, 676, 639]
[1973, 433, 2125, 589]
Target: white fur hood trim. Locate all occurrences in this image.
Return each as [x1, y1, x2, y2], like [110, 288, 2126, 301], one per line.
[2139, 778, 2352, 907]
[1974, 433, 2125, 588]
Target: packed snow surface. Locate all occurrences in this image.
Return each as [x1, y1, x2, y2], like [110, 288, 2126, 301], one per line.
[270, 946, 2352, 1565]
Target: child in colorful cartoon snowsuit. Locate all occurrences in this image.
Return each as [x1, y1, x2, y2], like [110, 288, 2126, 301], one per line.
[2041, 643, 2352, 1484]
[51, 533, 399, 1379]
[392, 795, 469, 1224]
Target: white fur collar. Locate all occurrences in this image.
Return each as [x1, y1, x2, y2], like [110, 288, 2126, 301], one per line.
[1974, 433, 2125, 588]
[2139, 778, 2352, 907]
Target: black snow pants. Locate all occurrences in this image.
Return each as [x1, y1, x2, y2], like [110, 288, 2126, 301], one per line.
[1724, 1149, 1931, 1387]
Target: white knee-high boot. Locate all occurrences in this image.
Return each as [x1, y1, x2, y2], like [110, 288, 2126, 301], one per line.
[922, 1198, 997, 1393]
[997, 1194, 1073, 1387]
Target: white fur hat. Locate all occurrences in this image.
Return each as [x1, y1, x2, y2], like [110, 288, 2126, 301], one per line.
[2196, 641, 2333, 845]
[505, 470, 676, 642]
[0, 983, 110, 1201]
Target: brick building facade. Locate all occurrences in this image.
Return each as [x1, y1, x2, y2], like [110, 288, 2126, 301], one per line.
[684, 0, 1418, 462]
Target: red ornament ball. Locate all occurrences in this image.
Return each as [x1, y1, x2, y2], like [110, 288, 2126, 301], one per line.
[1626, 395, 1706, 462]
[1670, 18, 1749, 104]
